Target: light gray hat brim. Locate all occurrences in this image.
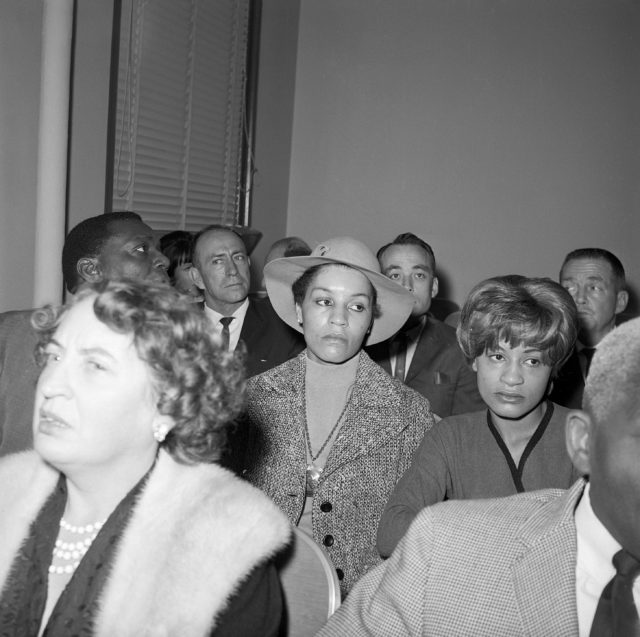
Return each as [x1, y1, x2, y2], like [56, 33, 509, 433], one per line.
[265, 256, 414, 345]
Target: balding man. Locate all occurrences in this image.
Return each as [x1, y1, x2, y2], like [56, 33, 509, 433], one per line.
[191, 225, 303, 377]
[0, 211, 169, 455]
[318, 317, 640, 636]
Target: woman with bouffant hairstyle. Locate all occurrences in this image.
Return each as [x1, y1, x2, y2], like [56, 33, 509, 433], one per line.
[378, 275, 580, 557]
[0, 279, 289, 636]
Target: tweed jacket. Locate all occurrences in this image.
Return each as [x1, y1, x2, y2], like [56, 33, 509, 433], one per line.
[0, 450, 291, 636]
[241, 350, 435, 596]
[0, 309, 39, 456]
[367, 316, 484, 418]
[235, 296, 304, 378]
[318, 480, 586, 636]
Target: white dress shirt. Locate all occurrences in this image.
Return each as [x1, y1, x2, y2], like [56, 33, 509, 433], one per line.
[575, 482, 640, 636]
[204, 298, 249, 351]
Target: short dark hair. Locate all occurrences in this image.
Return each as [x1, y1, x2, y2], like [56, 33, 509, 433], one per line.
[159, 230, 195, 280]
[33, 279, 246, 465]
[62, 211, 143, 293]
[457, 275, 578, 375]
[560, 248, 626, 291]
[192, 225, 246, 269]
[292, 263, 380, 319]
[376, 232, 436, 269]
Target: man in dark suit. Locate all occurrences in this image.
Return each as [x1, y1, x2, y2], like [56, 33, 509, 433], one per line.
[551, 248, 629, 409]
[367, 233, 483, 417]
[319, 317, 640, 636]
[0, 211, 170, 456]
[191, 225, 303, 378]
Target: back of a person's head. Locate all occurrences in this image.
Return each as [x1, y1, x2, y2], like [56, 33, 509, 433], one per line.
[376, 232, 436, 268]
[457, 274, 578, 373]
[62, 211, 143, 293]
[265, 236, 311, 264]
[583, 317, 640, 425]
[560, 247, 626, 290]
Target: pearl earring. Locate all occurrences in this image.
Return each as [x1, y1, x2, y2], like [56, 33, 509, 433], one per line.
[153, 425, 168, 443]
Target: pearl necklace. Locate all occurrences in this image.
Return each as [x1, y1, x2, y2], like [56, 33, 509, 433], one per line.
[48, 517, 106, 576]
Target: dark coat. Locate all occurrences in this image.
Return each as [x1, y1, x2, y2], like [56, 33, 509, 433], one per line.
[0, 309, 39, 456]
[549, 349, 584, 409]
[238, 296, 304, 378]
[367, 316, 484, 418]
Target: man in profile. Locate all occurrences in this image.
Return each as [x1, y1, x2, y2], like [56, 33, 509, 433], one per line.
[551, 248, 628, 408]
[190, 225, 303, 377]
[367, 232, 483, 417]
[318, 316, 640, 636]
[0, 211, 169, 455]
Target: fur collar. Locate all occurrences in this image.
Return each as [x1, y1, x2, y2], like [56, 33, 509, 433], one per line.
[0, 451, 291, 636]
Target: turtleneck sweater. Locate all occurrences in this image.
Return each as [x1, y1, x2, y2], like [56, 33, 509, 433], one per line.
[299, 352, 360, 535]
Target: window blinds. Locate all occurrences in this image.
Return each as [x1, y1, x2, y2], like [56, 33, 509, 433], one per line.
[112, 0, 250, 232]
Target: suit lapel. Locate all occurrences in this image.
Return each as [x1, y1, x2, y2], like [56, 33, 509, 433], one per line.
[238, 299, 259, 351]
[404, 322, 432, 384]
[511, 482, 583, 635]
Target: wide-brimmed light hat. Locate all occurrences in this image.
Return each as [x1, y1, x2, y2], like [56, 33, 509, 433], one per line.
[265, 236, 414, 345]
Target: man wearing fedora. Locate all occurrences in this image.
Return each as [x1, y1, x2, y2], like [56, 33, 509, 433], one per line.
[190, 224, 303, 377]
[318, 316, 640, 636]
[367, 233, 483, 418]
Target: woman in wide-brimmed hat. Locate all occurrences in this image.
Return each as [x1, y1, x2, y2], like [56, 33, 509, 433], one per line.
[236, 237, 435, 597]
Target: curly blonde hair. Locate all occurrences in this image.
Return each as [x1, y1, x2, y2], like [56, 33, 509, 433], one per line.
[33, 279, 246, 464]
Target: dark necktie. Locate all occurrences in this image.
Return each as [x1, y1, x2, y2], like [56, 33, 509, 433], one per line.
[589, 549, 640, 637]
[582, 347, 597, 378]
[219, 316, 234, 351]
[394, 331, 408, 382]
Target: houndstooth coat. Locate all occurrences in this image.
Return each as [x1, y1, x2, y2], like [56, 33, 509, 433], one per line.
[240, 351, 435, 596]
[318, 480, 587, 636]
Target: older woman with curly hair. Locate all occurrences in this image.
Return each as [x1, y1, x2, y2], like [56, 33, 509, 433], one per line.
[377, 275, 581, 557]
[0, 279, 289, 636]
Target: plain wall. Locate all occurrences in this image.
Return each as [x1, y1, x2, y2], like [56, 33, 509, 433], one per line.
[287, 0, 640, 309]
[0, 0, 113, 312]
[66, 1, 114, 231]
[0, 1, 42, 312]
[250, 0, 302, 288]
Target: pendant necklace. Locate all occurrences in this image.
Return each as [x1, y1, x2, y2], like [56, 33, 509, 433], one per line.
[302, 377, 354, 496]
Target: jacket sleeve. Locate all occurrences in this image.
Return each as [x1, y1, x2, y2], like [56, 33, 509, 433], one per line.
[318, 512, 436, 636]
[377, 420, 451, 558]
